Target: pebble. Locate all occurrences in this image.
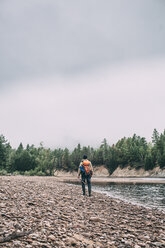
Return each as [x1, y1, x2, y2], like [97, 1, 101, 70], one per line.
[0, 176, 165, 248]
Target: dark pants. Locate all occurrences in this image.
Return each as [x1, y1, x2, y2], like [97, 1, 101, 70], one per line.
[81, 174, 91, 196]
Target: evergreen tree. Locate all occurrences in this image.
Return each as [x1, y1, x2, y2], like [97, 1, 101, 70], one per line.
[62, 148, 71, 171]
[1, 129, 165, 175]
[11, 144, 37, 172]
[152, 129, 159, 145]
[0, 135, 11, 170]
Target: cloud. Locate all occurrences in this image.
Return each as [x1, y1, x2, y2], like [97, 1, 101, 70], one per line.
[0, 1, 164, 148]
[0, 59, 165, 149]
[0, 0, 165, 84]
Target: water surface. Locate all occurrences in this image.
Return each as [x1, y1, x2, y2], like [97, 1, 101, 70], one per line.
[92, 182, 165, 212]
[68, 180, 165, 212]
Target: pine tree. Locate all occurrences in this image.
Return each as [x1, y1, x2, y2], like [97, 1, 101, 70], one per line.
[0, 135, 11, 170]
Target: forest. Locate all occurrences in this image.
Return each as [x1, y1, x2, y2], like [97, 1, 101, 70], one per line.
[0, 129, 165, 176]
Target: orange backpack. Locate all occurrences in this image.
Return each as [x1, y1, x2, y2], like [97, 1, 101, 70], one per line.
[83, 160, 92, 176]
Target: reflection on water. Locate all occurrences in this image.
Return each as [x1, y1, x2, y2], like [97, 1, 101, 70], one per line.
[92, 183, 165, 212]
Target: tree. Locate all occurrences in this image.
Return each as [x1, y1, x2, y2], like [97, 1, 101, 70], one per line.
[45, 149, 56, 176]
[9, 143, 37, 172]
[12, 150, 36, 172]
[71, 144, 82, 169]
[152, 129, 159, 145]
[144, 154, 154, 170]
[106, 146, 118, 175]
[100, 138, 109, 165]
[62, 148, 71, 171]
[0, 135, 11, 170]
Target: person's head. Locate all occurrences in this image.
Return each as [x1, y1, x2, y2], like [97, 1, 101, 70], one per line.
[83, 154, 87, 159]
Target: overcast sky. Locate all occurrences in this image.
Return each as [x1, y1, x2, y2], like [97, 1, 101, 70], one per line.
[0, 0, 165, 149]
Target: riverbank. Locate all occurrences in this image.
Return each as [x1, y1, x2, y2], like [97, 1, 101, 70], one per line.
[59, 176, 165, 184]
[54, 165, 165, 179]
[111, 165, 165, 178]
[0, 176, 165, 247]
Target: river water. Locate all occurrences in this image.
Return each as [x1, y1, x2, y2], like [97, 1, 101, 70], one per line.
[92, 182, 165, 212]
[68, 179, 165, 212]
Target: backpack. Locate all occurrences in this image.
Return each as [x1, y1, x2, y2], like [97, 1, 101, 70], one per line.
[82, 160, 92, 176]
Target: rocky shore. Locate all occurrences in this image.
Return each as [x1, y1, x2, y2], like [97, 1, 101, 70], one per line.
[0, 176, 165, 248]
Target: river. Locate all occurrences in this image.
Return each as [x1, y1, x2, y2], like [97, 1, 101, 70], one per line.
[93, 182, 165, 212]
[68, 178, 165, 212]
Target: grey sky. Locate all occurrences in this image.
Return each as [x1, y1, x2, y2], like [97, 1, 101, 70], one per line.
[1, 0, 165, 83]
[0, 0, 165, 149]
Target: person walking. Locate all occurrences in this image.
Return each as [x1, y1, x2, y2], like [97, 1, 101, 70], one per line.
[78, 155, 93, 196]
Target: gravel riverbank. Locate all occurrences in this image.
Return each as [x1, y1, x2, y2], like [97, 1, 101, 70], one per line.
[0, 176, 165, 248]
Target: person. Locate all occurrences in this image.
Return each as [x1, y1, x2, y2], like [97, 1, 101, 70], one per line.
[78, 155, 93, 196]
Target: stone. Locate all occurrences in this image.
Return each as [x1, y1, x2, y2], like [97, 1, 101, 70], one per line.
[89, 217, 102, 222]
[47, 234, 56, 241]
[0, 176, 165, 248]
[153, 242, 165, 247]
[65, 237, 77, 246]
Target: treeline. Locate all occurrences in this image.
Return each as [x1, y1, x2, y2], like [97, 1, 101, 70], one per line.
[0, 129, 165, 176]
